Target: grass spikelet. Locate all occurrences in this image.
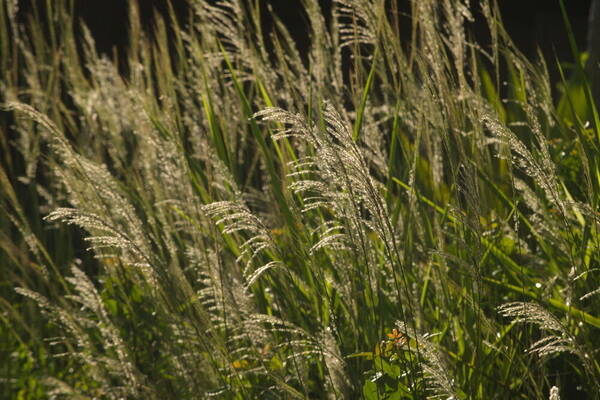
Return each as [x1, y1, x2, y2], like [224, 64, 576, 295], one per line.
[395, 321, 460, 400]
[497, 301, 564, 332]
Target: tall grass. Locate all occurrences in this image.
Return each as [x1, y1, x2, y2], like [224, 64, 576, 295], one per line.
[1, 0, 600, 398]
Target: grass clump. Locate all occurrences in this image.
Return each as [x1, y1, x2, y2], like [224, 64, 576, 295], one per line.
[1, 0, 600, 398]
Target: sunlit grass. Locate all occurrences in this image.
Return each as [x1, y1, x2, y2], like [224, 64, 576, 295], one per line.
[1, 0, 600, 398]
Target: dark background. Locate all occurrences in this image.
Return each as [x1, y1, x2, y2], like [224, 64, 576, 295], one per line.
[16, 0, 593, 66]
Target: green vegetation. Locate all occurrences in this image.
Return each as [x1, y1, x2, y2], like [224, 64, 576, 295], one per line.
[2, 0, 600, 398]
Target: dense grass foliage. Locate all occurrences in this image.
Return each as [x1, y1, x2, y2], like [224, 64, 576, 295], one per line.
[2, 0, 600, 398]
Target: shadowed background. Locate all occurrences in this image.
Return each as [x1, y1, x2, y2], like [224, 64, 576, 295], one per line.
[15, 0, 593, 72]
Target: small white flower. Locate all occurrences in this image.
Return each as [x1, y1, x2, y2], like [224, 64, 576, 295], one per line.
[549, 386, 560, 400]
